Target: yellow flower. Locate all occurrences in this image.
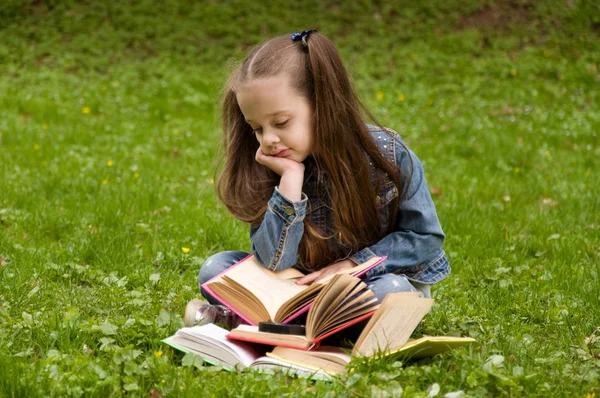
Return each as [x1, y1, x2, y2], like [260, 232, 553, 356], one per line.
[376, 91, 384, 100]
[82, 107, 91, 114]
[514, 167, 520, 173]
[397, 94, 406, 102]
[173, 128, 180, 135]
[106, 160, 113, 167]
[102, 179, 109, 185]
[209, 178, 214, 185]
[112, 80, 120, 88]
[42, 123, 49, 130]
[182, 247, 190, 254]
[155, 350, 163, 357]
[33, 144, 40, 151]
[134, 172, 140, 179]
[510, 69, 518, 77]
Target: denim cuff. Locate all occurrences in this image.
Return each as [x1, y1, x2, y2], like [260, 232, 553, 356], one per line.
[350, 247, 386, 278]
[268, 186, 308, 224]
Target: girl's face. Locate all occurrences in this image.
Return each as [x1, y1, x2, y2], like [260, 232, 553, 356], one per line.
[236, 74, 314, 163]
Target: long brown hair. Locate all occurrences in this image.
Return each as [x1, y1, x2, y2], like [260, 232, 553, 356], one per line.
[216, 31, 405, 270]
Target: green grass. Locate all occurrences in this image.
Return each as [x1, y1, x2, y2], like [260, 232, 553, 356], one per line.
[1, 0, 599, 396]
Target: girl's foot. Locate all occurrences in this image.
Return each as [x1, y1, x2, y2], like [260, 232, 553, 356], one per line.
[183, 299, 243, 329]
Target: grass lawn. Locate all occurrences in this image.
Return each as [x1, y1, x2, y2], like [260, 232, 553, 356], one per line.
[0, 0, 599, 396]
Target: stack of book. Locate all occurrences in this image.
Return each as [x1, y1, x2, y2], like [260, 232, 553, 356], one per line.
[163, 255, 475, 380]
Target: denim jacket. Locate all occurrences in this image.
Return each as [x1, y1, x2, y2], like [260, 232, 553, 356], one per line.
[249, 125, 450, 285]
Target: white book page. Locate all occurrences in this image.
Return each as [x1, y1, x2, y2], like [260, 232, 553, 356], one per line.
[178, 323, 264, 367]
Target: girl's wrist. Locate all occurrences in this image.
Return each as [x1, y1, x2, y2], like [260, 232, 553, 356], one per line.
[279, 169, 304, 202]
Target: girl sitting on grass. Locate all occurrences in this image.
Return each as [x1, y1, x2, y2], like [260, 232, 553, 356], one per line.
[185, 30, 449, 329]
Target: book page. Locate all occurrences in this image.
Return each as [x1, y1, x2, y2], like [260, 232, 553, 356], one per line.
[307, 274, 360, 339]
[355, 292, 421, 347]
[207, 256, 308, 320]
[392, 336, 476, 358]
[228, 324, 310, 350]
[175, 324, 265, 367]
[354, 295, 433, 357]
[249, 357, 334, 381]
[268, 346, 349, 374]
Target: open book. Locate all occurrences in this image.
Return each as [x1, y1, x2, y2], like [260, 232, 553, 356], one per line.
[163, 292, 475, 378]
[201, 254, 385, 325]
[228, 291, 475, 361]
[162, 323, 336, 380]
[228, 273, 379, 350]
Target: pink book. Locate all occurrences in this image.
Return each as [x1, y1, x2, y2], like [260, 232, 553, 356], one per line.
[201, 254, 386, 326]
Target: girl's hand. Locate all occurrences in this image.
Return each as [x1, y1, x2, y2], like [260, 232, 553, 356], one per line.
[255, 148, 305, 176]
[296, 259, 356, 285]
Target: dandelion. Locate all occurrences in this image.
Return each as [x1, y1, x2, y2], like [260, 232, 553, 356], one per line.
[134, 172, 140, 179]
[102, 179, 109, 185]
[397, 94, 406, 102]
[82, 107, 91, 114]
[112, 80, 120, 88]
[510, 69, 518, 77]
[42, 123, 49, 130]
[182, 247, 190, 254]
[376, 91, 384, 100]
[173, 128, 180, 135]
[209, 178, 214, 185]
[154, 350, 163, 357]
[106, 160, 113, 167]
[33, 144, 40, 150]
[514, 167, 520, 173]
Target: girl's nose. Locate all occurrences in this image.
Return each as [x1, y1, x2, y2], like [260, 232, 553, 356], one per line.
[261, 129, 280, 146]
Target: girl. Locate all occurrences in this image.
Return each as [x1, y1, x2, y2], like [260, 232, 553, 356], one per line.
[184, 30, 449, 329]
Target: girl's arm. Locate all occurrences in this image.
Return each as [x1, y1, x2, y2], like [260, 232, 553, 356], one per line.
[250, 162, 307, 271]
[349, 139, 446, 278]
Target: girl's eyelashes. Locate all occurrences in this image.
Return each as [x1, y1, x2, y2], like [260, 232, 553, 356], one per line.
[251, 120, 288, 135]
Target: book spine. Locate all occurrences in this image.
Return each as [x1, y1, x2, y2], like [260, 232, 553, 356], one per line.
[280, 302, 313, 324]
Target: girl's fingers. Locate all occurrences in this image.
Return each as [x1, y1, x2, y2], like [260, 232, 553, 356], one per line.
[296, 271, 322, 285]
[314, 269, 336, 284]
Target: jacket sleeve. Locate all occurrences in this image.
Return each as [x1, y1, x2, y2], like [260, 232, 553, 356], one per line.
[349, 138, 445, 278]
[249, 186, 307, 271]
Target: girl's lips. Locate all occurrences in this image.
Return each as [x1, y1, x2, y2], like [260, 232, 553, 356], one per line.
[273, 149, 290, 157]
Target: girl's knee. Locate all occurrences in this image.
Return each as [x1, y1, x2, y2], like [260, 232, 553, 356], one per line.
[197, 251, 248, 285]
[366, 274, 418, 302]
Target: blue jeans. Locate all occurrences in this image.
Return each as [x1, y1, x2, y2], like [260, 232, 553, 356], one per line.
[198, 251, 432, 305]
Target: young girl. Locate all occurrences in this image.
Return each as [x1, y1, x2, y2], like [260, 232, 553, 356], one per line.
[184, 30, 449, 328]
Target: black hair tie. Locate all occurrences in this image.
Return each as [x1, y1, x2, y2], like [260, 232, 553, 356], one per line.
[291, 29, 318, 48]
